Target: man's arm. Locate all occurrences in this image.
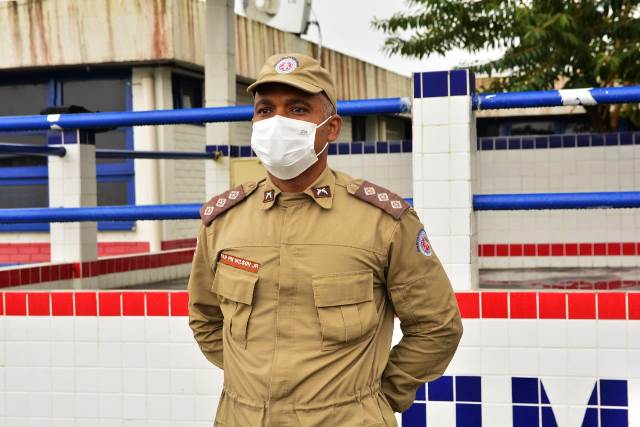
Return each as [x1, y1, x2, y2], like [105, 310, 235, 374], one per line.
[187, 225, 224, 369]
[381, 209, 463, 412]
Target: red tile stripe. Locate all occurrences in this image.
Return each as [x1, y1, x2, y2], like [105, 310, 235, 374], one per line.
[479, 242, 640, 257]
[0, 249, 194, 289]
[0, 242, 151, 263]
[161, 238, 197, 251]
[1, 291, 636, 320]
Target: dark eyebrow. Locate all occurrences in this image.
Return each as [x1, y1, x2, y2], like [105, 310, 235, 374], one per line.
[254, 99, 275, 108]
[286, 98, 313, 108]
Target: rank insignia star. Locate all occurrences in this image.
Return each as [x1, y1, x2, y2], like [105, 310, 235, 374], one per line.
[216, 199, 227, 208]
[364, 186, 376, 196]
[390, 200, 403, 209]
[377, 193, 389, 202]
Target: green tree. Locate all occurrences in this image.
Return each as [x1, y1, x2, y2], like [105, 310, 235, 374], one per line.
[373, 0, 640, 131]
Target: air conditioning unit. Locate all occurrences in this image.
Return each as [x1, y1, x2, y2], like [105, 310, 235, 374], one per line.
[235, 0, 312, 35]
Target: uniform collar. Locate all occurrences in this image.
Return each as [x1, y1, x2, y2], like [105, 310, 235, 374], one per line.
[260, 167, 336, 210]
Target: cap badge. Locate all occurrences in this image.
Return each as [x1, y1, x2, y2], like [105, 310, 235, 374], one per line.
[275, 57, 299, 74]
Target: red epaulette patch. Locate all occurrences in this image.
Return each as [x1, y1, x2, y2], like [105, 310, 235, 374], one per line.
[351, 180, 410, 220]
[200, 186, 246, 226]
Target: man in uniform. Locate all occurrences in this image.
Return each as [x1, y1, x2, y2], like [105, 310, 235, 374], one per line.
[188, 53, 462, 427]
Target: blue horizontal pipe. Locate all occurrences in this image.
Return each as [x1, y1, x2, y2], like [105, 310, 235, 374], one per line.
[1, 191, 637, 224]
[0, 98, 411, 132]
[96, 149, 218, 160]
[474, 191, 640, 210]
[0, 204, 202, 223]
[0, 143, 66, 157]
[473, 86, 640, 110]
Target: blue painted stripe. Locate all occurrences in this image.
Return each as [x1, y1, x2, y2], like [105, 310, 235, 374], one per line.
[477, 132, 640, 150]
[203, 140, 413, 158]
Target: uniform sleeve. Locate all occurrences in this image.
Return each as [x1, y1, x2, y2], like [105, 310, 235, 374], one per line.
[187, 225, 224, 369]
[381, 209, 463, 412]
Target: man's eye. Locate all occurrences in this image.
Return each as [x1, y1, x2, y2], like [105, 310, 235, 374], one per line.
[291, 107, 307, 114]
[257, 108, 271, 115]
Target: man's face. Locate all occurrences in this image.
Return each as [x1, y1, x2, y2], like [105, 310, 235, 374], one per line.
[253, 83, 341, 155]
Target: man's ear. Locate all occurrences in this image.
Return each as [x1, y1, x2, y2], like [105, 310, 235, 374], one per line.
[326, 115, 343, 142]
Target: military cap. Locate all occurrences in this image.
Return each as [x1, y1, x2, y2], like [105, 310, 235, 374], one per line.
[247, 53, 337, 109]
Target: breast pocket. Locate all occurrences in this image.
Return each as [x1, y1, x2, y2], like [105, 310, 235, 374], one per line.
[311, 270, 378, 351]
[211, 262, 258, 349]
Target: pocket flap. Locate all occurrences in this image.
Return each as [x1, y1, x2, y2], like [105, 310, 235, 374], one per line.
[212, 262, 258, 305]
[312, 270, 373, 307]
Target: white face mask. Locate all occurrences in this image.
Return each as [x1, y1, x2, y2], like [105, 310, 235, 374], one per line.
[251, 114, 333, 180]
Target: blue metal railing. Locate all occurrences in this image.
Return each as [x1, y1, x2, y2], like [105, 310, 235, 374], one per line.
[0, 144, 67, 157]
[0, 191, 638, 223]
[96, 149, 218, 160]
[473, 86, 640, 110]
[0, 86, 638, 132]
[0, 98, 411, 132]
[0, 204, 202, 223]
[474, 191, 640, 210]
[0, 143, 220, 159]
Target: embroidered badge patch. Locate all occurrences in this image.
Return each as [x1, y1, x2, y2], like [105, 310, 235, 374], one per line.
[416, 229, 432, 256]
[313, 185, 331, 198]
[263, 190, 275, 203]
[274, 57, 299, 74]
[219, 253, 260, 274]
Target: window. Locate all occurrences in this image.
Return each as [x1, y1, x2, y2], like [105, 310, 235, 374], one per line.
[172, 74, 203, 109]
[0, 73, 135, 231]
[351, 116, 366, 141]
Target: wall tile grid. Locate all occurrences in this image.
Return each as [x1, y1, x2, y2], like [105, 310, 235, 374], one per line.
[206, 140, 414, 198]
[403, 291, 640, 427]
[163, 125, 207, 242]
[476, 139, 640, 268]
[0, 290, 638, 426]
[411, 70, 478, 290]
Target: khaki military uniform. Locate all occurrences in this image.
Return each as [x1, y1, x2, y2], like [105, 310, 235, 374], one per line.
[188, 167, 462, 427]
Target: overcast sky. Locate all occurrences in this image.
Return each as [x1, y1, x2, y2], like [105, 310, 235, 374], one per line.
[301, 0, 497, 76]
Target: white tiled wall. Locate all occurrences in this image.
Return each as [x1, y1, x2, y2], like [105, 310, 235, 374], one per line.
[329, 152, 413, 198]
[162, 125, 207, 242]
[2, 304, 638, 426]
[477, 144, 640, 268]
[0, 315, 221, 426]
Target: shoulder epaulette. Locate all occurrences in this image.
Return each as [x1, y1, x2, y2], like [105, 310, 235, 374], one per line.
[347, 180, 410, 220]
[199, 181, 259, 226]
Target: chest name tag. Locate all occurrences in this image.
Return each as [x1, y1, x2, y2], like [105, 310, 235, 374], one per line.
[219, 253, 260, 274]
